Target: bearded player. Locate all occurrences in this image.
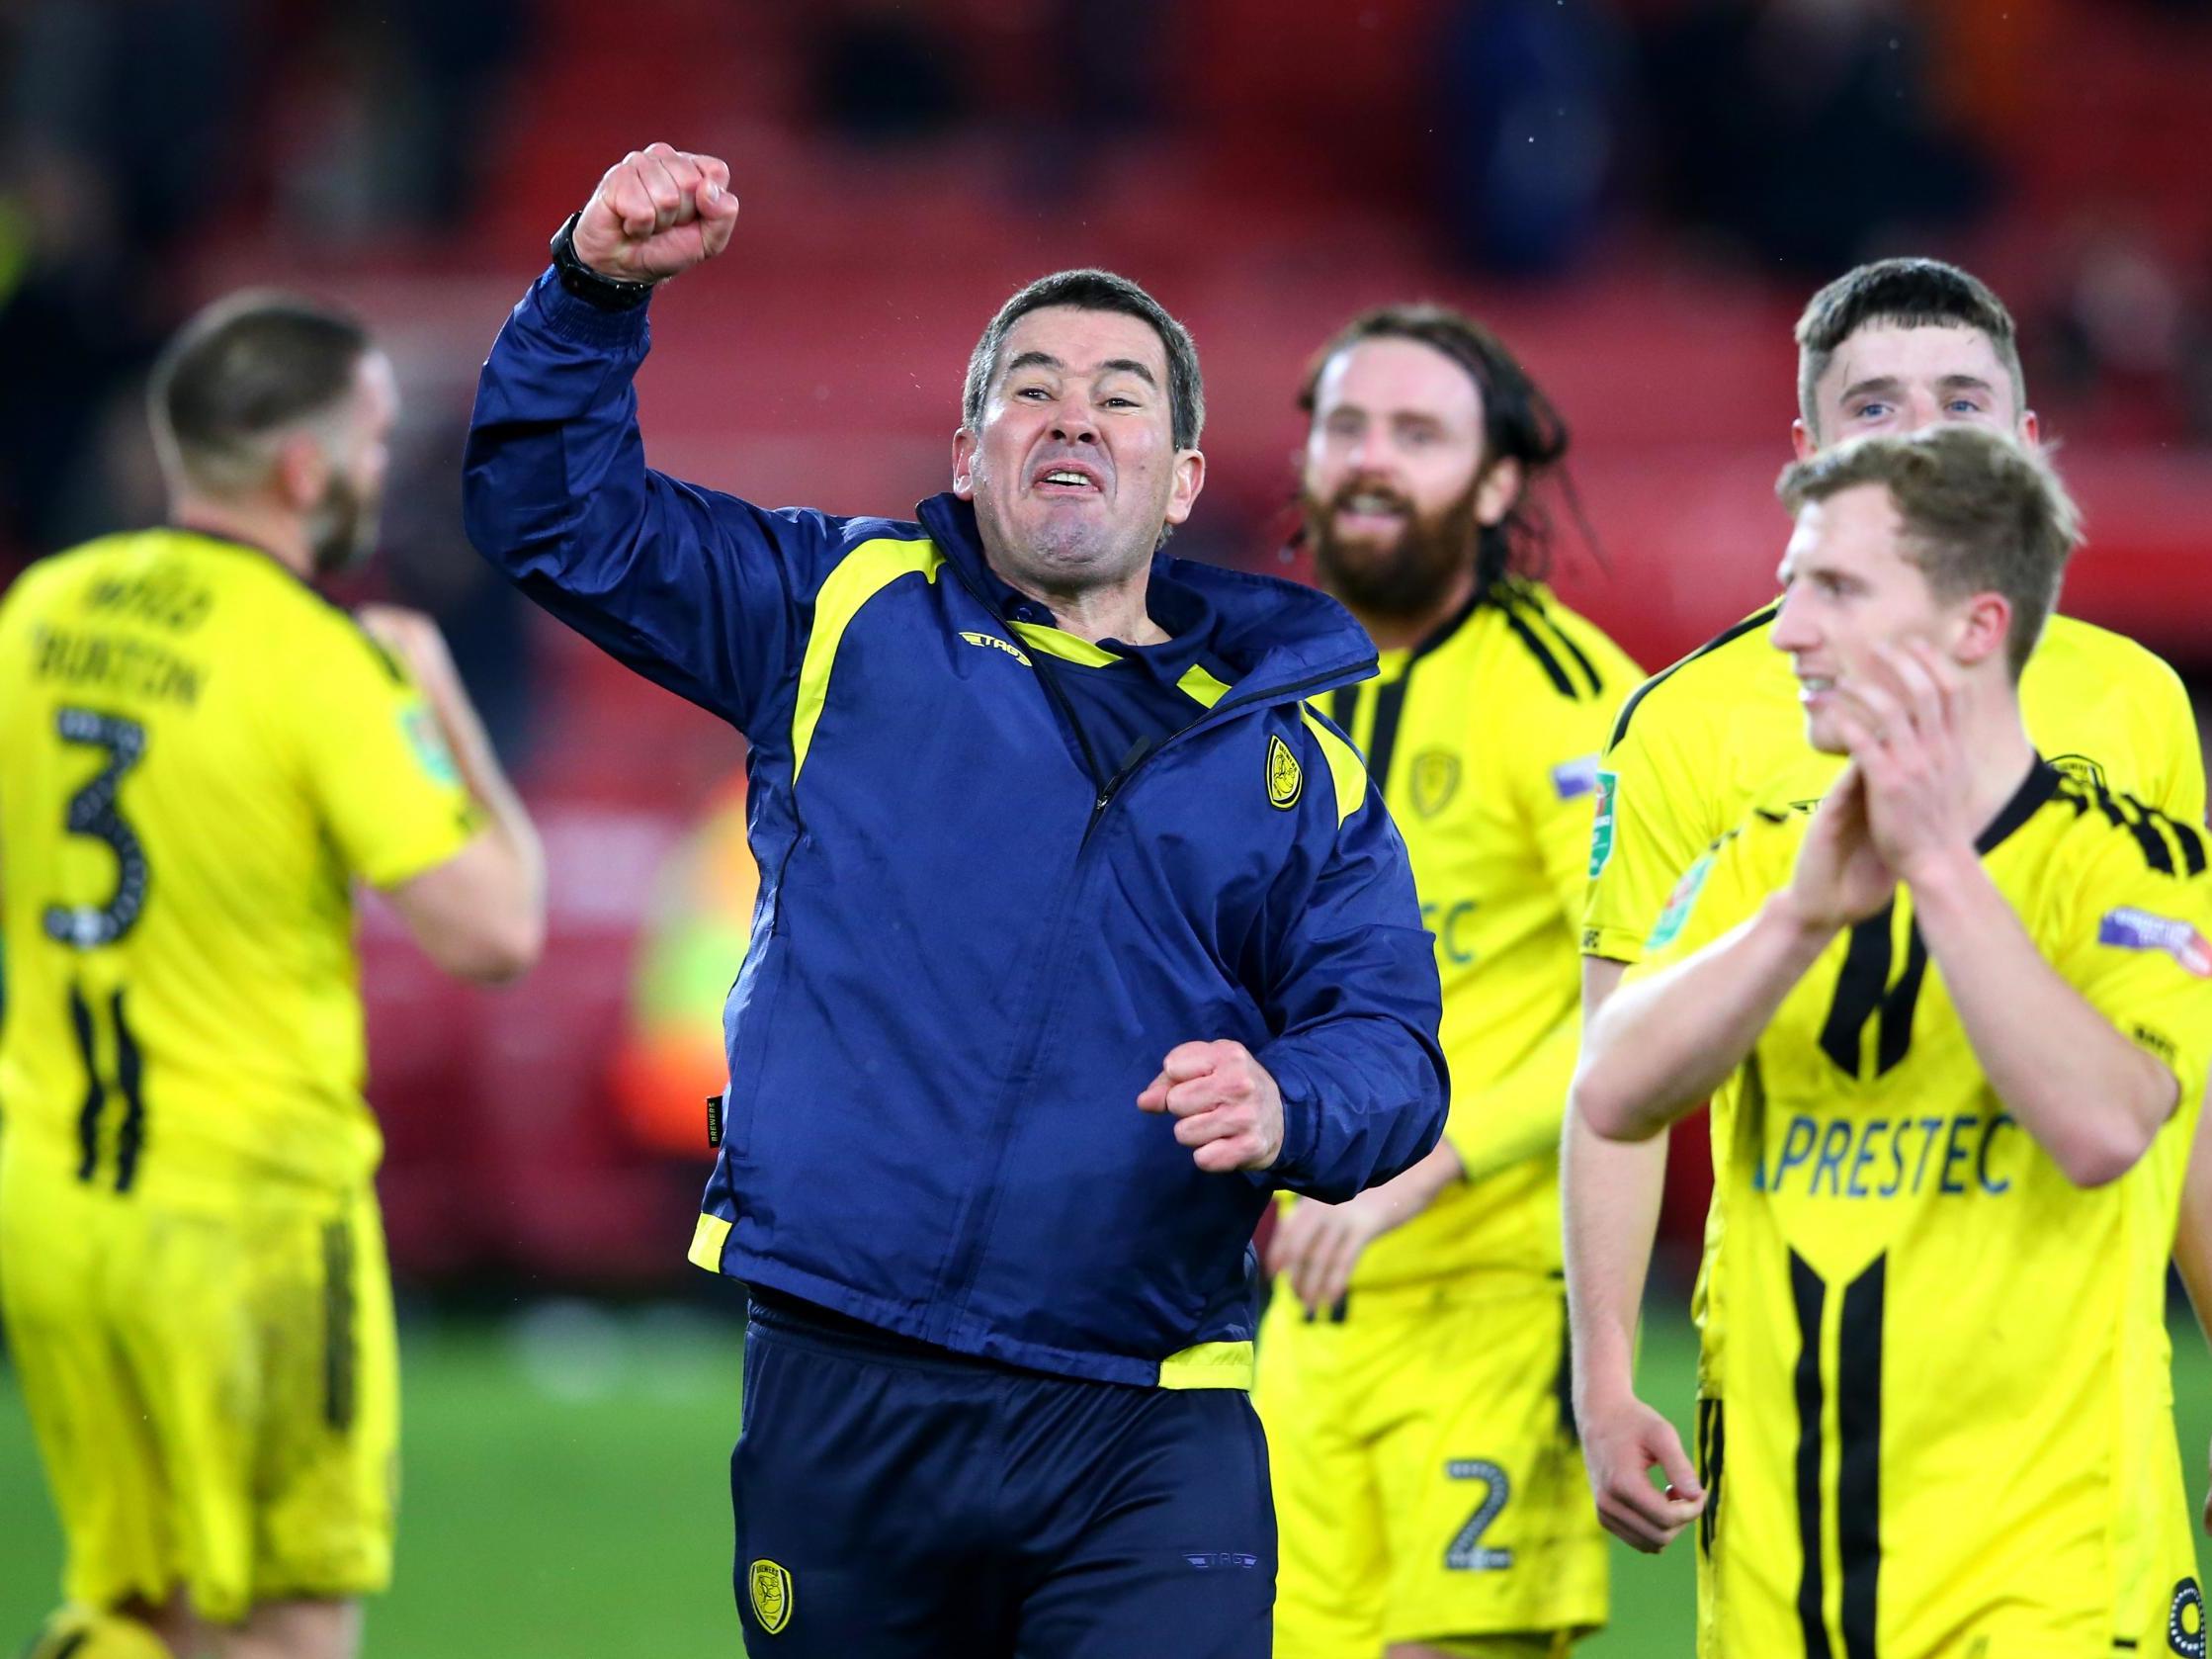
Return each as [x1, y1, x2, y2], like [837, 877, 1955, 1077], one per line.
[1259, 305, 1640, 1659]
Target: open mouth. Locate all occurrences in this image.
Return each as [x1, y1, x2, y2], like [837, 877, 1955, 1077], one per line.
[1032, 463, 1103, 495]
[1330, 487, 1409, 536]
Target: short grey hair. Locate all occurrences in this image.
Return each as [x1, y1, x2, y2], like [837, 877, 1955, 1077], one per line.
[962, 268, 1205, 450]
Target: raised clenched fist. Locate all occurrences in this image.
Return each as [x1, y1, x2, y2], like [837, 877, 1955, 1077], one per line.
[572, 142, 739, 285]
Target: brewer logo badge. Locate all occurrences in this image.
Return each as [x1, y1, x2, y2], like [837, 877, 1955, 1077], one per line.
[1266, 734, 1304, 810]
[749, 1559, 794, 1635]
[2050, 752, 2107, 790]
[1410, 750, 1461, 818]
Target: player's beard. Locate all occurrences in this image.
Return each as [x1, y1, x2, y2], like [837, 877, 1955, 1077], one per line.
[307, 472, 381, 577]
[1301, 472, 1483, 624]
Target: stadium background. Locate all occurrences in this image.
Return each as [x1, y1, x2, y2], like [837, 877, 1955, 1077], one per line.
[4, 0, 2212, 1650]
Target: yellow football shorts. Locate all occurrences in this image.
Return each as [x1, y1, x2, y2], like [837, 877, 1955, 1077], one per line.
[0, 1135, 398, 1623]
[1257, 1271, 1608, 1657]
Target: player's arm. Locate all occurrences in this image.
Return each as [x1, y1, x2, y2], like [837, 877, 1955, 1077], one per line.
[1264, 1138, 1463, 1315]
[1574, 893, 1827, 1139]
[1568, 692, 1708, 1547]
[297, 607, 545, 984]
[1562, 990, 1702, 1553]
[463, 144, 843, 736]
[1911, 854, 2176, 1183]
[1851, 645, 2179, 1185]
[1573, 826, 1849, 1142]
[1565, 955, 1660, 1407]
[1142, 769, 1447, 1199]
[361, 608, 545, 984]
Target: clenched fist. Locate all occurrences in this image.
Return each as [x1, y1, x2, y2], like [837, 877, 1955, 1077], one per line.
[573, 142, 739, 285]
[1138, 1040, 1285, 1174]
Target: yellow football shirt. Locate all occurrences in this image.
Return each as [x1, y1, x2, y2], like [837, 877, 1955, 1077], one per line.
[1581, 605, 2204, 1405]
[0, 529, 480, 1195]
[1629, 766, 2212, 1655]
[1310, 582, 1641, 1286]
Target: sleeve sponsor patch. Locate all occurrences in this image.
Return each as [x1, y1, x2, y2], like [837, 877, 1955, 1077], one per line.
[403, 706, 463, 788]
[1553, 753, 1599, 802]
[2098, 907, 2212, 977]
[1646, 848, 1715, 951]
[1587, 768, 1618, 878]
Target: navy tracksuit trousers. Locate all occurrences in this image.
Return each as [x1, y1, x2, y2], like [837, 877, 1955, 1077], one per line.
[731, 1292, 1275, 1657]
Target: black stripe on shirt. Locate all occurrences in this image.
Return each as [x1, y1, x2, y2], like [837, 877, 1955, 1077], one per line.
[1838, 1258, 1885, 1659]
[1820, 908, 1895, 1079]
[2095, 787, 2174, 874]
[1975, 760, 2061, 855]
[1608, 605, 1780, 750]
[70, 984, 105, 1183]
[1512, 592, 1605, 696]
[1792, 1251, 1834, 1659]
[1500, 605, 1578, 698]
[111, 990, 147, 1194]
[2062, 777, 2192, 876]
[2169, 818, 2209, 877]
[1875, 927, 1929, 1077]
[1366, 674, 1413, 796]
[323, 1218, 358, 1433]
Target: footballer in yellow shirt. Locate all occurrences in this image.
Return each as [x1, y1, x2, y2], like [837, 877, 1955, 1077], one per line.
[1259, 306, 1639, 1657]
[1, 296, 541, 1659]
[1575, 426, 2212, 1658]
[1564, 261, 2208, 1602]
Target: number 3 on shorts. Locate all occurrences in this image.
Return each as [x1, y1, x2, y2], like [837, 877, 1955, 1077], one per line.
[1444, 1458, 1512, 1571]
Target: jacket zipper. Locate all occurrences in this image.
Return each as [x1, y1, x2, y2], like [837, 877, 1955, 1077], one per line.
[1080, 661, 1368, 841]
[926, 558, 1374, 1335]
[941, 554, 1373, 834]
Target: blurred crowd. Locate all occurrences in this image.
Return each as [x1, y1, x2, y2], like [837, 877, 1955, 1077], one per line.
[3, 0, 2210, 569]
[7, 0, 2212, 580]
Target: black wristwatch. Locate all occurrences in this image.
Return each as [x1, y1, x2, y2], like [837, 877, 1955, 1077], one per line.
[550, 212, 655, 311]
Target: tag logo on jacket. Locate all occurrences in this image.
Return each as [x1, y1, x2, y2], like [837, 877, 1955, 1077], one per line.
[1266, 734, 1304, 810]
[960, 630, 1032, 667]
[749, 1560, 794, 1634]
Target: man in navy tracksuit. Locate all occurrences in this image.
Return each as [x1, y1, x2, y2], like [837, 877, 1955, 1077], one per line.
[464, 143, 1447, 1658]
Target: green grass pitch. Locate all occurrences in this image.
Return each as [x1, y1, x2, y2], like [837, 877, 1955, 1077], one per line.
[4, 1294, 2210, 1655]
